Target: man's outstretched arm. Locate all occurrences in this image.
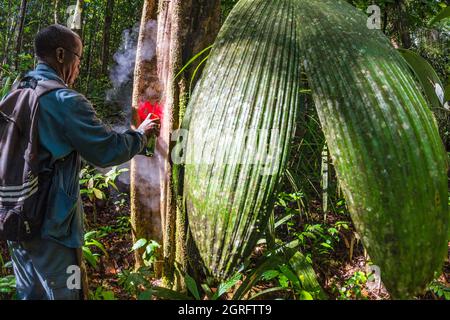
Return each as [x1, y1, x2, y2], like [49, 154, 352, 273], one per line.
[62, 92, 158, 167]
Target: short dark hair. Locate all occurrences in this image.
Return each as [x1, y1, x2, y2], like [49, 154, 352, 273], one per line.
[34, 24, 81, 59]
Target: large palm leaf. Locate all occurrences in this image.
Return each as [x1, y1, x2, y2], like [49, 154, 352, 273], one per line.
[182, 0, 449, 299]
[296, 0, 448, 299]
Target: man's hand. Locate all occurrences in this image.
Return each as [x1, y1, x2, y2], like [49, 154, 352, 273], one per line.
[137, 113, 161, 138]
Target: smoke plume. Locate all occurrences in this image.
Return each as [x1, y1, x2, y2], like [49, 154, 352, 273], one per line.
[106, 20, 158, 120]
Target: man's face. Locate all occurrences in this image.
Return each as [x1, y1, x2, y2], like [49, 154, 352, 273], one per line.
[66, 37, 83, 86]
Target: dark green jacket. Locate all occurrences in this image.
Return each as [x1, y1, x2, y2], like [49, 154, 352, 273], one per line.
[27, 63, 146, 248]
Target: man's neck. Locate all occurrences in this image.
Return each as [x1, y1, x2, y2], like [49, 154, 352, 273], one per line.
[36, 61, 67, 86]
[37, 61, 58, 73]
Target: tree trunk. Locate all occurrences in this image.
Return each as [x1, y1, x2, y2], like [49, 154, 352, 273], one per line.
[382, 4, 388, 35]
[54, 0, 59, 24]
[101, 0, 115, 75]
[1, 3, 18, 68]
[0, 0, 12, 64]
[14, 0, 27, 70]
[130, 0, 221, 286]
[84, 11, 99, 93]
[130, 0, 162, 270]
[34, 1, 45, 68]
[395, 0, 412, 49]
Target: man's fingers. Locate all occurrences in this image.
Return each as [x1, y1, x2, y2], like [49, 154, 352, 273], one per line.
[144, 113, 160, 124]
[149, 119, 160, 126]
[147, 121, 160, 131]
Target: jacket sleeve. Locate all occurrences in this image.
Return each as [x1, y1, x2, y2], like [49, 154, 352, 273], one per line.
[63, 92, 147, 168]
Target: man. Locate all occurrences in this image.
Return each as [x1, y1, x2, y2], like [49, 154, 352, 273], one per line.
[7, 24, 160, 300]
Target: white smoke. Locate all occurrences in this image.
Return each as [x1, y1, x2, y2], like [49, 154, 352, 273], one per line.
[109, 25, 140, 88]
[106, 20, 158, 111]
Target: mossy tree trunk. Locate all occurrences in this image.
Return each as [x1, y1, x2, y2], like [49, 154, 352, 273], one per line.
[130, 0, 162, 270]
[130, 0, 220, 285]
[14, 0, 27, 70]
[101, 0, 115, 75]
[156, 0, 220, 289]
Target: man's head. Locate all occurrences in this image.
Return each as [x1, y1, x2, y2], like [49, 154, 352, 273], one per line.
[34, 24, 83, 86]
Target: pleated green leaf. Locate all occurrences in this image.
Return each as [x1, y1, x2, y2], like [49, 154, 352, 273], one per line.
[183, 0, 301, 280]
[182, 0, 448, 298]
[398, 48, 449, 149]
[429, 6, 450, 26]
[398, 48, 444, 110]
[289, 251, 327, 299]
[1, 77, 12, 101]
[296, 0, 448, 298]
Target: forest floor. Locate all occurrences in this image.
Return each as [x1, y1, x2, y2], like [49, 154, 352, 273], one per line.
[1, 188, 449, 300]
[82, 192, 136, 300]
[81, 193, 450, 300]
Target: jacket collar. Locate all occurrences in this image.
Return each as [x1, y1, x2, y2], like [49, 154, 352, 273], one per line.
[27, 63, 67, 86]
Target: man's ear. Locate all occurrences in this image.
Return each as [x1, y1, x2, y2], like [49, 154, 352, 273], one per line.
[55, 47, 65, 64]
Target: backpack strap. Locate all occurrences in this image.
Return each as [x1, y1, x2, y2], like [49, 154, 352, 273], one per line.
[14, 76, 67, 98]
[34, 79, 67, 97]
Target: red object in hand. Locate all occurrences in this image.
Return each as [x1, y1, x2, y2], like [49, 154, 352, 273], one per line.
[138, 101, 163, 123]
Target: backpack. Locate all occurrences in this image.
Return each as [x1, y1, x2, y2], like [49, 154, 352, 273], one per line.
[0, 76, 66, 241]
